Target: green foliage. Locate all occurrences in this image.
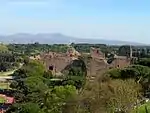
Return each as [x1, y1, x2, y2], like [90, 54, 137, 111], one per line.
[40, 85, 76, 113]
[63, 76, 86, 89]
[118, 45, 130, 56]
[107, 68, 121, 78]
[7, 43, 69, 56]
[10, 60, 47, 103]
[53, 85, 76, 101]
[9, 59, 78, 113]
[43, 71, 53, 79]
[133, 102, 150, 113]
[23, 60, 45, 76]
[136, 58, 150, 67]
[121, 65, 150, 81]
[14, 103, 41, 113]
[0, 97, 6, 103]
[73, 79, 141, 113]
[0, 53, 20, 72]
[72, 43, 107, 53]
[107, 64, 150, 101]
[107, 65, 150, 81]
[62, 59, 87, 89]
[0, 44, 8, 52]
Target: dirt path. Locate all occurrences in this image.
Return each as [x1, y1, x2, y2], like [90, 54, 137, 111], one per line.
[0, 63, 23, 81]
[0, 63, 23, 76]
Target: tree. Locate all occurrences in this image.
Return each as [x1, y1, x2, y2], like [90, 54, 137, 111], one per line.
[136, 58, 150, 67]
[43, 71, 53, 79]
[118, 45, 130, 56]
[41, 85, 76, 113]
[9, 59, 78, 113]
[73, 79, 141, 113]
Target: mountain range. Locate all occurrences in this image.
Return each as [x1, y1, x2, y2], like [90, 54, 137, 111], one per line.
[0, 33, 146, 45]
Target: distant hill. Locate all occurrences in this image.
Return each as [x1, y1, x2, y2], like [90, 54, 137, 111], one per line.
[0, 33, 146, 45]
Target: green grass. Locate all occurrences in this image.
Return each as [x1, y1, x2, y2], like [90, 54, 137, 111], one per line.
[0, 82, 10, 89]
[0, 96, 6, 103]
[0, 69, 16, 76]
[0, 44, 8, 52]
[133, 102, 150, 113]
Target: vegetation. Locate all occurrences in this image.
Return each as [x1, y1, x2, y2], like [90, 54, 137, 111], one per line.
[0, 44, 8, 52]
[0, 43, 150, 112]
[105, 58, 150, 113]
[133, 102, 150, 113]
[0, 53, 21, 72]
[0, 96, 6, 103]
[0, 83, 10, 89]
[7, 59, 85, 113]
[7, 43, 69, 56]
[73, 79, 141, 113]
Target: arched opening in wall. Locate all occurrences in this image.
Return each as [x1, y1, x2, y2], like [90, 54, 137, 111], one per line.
[49, 65, 54, 71]
[96, 50, 99, 54]
[62, 58, 87, 77]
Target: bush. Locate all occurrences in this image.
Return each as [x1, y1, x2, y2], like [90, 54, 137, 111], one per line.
[136, 58, 150, 67]
[107, 68, 121, 78]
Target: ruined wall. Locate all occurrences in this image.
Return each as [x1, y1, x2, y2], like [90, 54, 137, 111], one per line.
[66, 47, 81, 57]
[90, 47, 105, 59]
[110, 58, 131, 68]
[41, 52, 73, 72]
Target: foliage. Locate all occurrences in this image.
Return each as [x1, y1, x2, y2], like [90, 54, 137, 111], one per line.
[7, 43, 69, 56]
[0, 53, 20, 72]
[136, 58, 150, 67]
[0, 97, 6, 103]
[62, 59, 87, 89]
[68, 79, 141, 113]
[133, 102, 150, 113]
[63, 76, 86, 89]
[118, 45, 130, 56]
[0, 44, 8, 52]
[8, 43, 150, 113]
[107, 68, 121, 78]
[9, 60, 77, 113]
[8, 102, 42, 113]
[106, 64, 150, 100]
[107, 65, 150, 82]
[72, 43, 115, 57]
[43, 71, 53, 79]
[41, 85, 76, 113]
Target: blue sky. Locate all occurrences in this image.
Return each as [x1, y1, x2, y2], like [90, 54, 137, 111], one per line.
[0, 0, 150, 43]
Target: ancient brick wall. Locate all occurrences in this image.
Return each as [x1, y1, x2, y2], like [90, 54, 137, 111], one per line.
[90, 47, 105, 59]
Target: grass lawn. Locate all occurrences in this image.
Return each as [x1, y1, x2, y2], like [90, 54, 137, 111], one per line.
[133, 102, 150, 113]
[0, 97, 6, 103]
[0, 70, 16, 76]
[0, 82, 10, 89]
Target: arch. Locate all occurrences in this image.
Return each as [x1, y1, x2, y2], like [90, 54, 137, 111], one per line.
[62, 58, 87, 77]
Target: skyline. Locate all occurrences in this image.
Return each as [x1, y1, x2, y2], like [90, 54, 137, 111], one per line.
[0, 0, 150, 44]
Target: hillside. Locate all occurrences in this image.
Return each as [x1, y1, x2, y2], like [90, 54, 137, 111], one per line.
[0, 33, 145, 45]
[0, 44, 8, 52]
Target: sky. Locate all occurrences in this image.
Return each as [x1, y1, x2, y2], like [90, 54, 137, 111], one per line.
[0, 0, 150, 43]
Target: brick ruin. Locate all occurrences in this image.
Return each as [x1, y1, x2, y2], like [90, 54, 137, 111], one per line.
[90, 47, 132, 69]
[31, 46, 133, 77]
[39, 47, 81, 75]
[90, 47, 105, 60]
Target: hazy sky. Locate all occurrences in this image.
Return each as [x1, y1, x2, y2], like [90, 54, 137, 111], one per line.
[0, 0, 150, 43]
